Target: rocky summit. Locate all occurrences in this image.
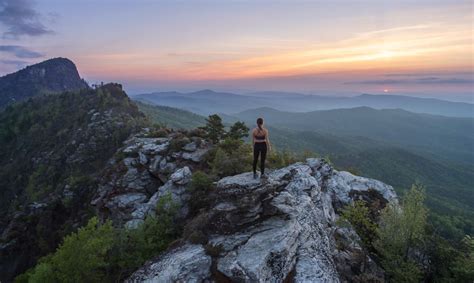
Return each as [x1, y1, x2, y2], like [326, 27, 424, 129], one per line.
[123, 158, 397, 282]
[0, 57, 89, 108]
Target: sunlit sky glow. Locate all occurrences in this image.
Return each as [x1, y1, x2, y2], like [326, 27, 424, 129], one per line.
[0, 0, 472, 101]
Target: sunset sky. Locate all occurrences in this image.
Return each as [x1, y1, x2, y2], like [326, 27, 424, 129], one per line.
[0, 0, 472, 101]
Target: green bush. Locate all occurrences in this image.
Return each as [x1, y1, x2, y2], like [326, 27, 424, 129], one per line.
[210, 142, 252, 178]
[17, 195, 180, 283]
[374, 183, 428, 282]
[266, 148, 299, 169]
[18, 217, 115, 282]
[110, 193, 179, 279]
[146, 126, 169, 138]
[188, 171, 214, 214]
[452, 235, 474, 281]
[190, 171, 213, 192]
[338, 200, 378, 249]
[168, 134, 190, 152]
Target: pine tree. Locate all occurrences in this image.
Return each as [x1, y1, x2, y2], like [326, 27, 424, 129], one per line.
[375, 183, 428, 282]
[200, 114, 225, 144]
[228, 121, 249, 140]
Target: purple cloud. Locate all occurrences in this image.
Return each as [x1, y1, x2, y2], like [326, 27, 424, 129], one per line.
[0, 0, 53, 38]
[0, 45, 43, 58]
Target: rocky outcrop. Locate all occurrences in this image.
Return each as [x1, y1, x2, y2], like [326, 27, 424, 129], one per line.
[127, 158, 395, 282]
[92, 129, 213, 228]
[126, 244, 212, 283]
[0, 57, 89, 108]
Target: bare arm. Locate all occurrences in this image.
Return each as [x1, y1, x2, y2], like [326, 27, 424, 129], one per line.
[252, 129, 256, 145]
[265, 129, 272, 150]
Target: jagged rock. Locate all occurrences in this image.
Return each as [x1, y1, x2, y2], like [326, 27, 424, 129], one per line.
[181, 148, 208, 162]
[171, 167, 192, 185]
[126, 244, 212, 283]
[109, 193, 147, 209]
[159, 158, 177, 174]
[328, 170, 398, 208]
[127, 158, 395, 282]
[138, 152, 148, 165]
[93, 131, 212, 227]
[183, 141, 198, 152]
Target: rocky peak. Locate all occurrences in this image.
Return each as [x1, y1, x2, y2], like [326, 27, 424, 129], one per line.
[0, 57, 89, 108]
[126, 158, 397, 282]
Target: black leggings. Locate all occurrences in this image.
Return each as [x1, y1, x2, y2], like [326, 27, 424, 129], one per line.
[253, 142, 267, 174]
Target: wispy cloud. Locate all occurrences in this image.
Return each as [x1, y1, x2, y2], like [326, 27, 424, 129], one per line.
[0, 45, 43, 58]
[344, 77, 474, 85]
[0, 59, 28, 67]
[385, 71, 474, 77]
[174, 22, 472, 80]
[0, 0, 53, 38]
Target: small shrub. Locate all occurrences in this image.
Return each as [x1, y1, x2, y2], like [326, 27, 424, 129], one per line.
[169, 134, 190, 152]
[210, 140, 252, 178]
[147, 127, 169, 138]
[188, 128, 207, 138]
[204, 243, 223, 257]
[338, 200, 378, 249]
[190, 171, 213, 192]
[188, 230, 207, 244]
[266, 148, 298, 169]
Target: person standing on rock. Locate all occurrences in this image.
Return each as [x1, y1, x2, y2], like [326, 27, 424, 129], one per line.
[252, 117, 271, 179]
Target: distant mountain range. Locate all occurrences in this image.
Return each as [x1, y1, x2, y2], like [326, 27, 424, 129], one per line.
[134, 89, 474, 118]
[0, 58, 89, 108]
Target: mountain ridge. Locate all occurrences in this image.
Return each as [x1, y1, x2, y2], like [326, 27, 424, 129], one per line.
[134, 89, 474, 117]
[0, 57, 89, 108]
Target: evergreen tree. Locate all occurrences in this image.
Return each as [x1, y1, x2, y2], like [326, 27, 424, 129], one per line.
[452, 235, 474, 281]
[375, 183, 428, 282]
[339, 200, 378, 249]
[200, 114, 225, 144]
[228, 121, 249, 140]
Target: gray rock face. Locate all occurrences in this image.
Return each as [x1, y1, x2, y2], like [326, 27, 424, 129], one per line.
[170, 166, 192, 185]
[328, 170, 398, 205]
[92, 131, 212, 227]
[128, 158, 396, 282]
[126, 244, 212, 283]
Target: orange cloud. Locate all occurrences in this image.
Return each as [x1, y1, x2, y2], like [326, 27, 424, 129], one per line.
[78, 22, 472, 82]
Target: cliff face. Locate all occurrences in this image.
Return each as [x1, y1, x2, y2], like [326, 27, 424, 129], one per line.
[93, 136, 397, 282]
[92, 128, 213, 229]
[0, 57, 89, 108]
